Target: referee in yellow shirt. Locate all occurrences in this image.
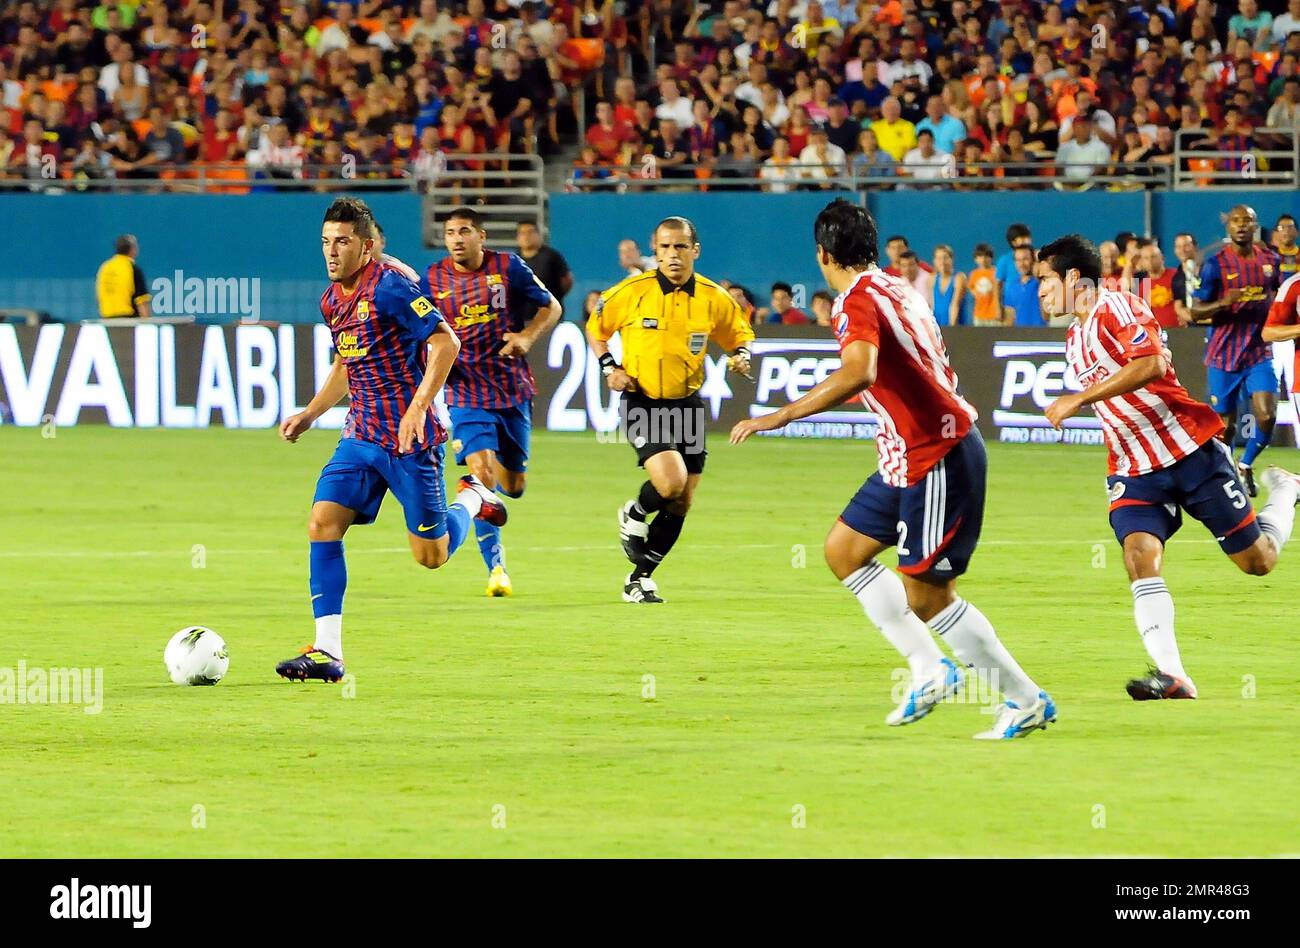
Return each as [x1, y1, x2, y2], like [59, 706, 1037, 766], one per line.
[95, 234, 152, 319]
[587, 216, 755, 603]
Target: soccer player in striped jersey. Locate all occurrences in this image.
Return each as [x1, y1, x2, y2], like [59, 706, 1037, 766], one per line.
[274, 198, 506, 683]
[1263, 271, 1300, 400]
[1038, 234, 1299, 701]
[731, 200, 1056, 740]
[421, 208, 562, 596]
[1188, 205, 1282, 497]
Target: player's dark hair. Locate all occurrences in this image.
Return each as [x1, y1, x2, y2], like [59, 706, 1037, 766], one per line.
[885, 234, 909, 247]
[973, 242, 994, 258]
[899, 249, 918, 261]
[771, 281, 794, 295]
[814, 199, 879, 270]
[114, 234, 136, 255]
[1114, 230, 1137, 249]
[1005, 223, 1031, 246]
[654, 216, 698, 244]
[445, 206, 484, 230]
[1175, 231, 1197, 246]
[812, 290, 834, 304]
[323, 197, 377, 239]
[1038, 234, 1102, 283]
[1277, 213, 1297, 227]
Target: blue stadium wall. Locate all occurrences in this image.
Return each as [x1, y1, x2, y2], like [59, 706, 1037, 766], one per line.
[4, 189, 1299, 323]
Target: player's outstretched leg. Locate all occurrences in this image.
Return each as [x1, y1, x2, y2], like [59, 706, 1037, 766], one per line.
[277, 501, 353, 684]
[464, 449, 516, 597]
[824, 521, 958, 725]
[911, 581, 1056, 739]
[1237, 387, 1278, 497]
[1118, 531, 1197, 700]
[1253, 466, 1299, 563]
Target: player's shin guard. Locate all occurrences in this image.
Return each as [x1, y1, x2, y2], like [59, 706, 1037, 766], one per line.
[843, 563, 944, 680]
[475, 522, 503, 572]
[1240, 419, 1275, 468]
[930, 597, 1039, 707]
[633, 480, 669, 519]
[309, 540, 346, 660]
[633, 510, 684, 577]
[446, 504, 471, 557]
[1130, 578, 1188, 682]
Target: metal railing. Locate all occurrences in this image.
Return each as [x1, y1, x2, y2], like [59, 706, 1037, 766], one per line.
[564, 159, 1176, 192]
[419, 152, 546, 248]
[1172, 127, 1300, 189]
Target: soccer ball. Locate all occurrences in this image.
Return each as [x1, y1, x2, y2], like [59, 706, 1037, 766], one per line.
[163, 626, 230, 686]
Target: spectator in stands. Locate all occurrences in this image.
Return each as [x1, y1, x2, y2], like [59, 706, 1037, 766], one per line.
[915, 94, 965, 156]
[760, 135, 799, 193]
[810, 289, 834, 328]
[932, 244, 970, 327]
[823, 97, 857, 154]
[900, 128, 956, 187]
[968, 243, 1002, 327]
[587, 100, 634, 165]
[1054, 116, 1112, 185]
[896, 250, 933, 301]
[1172, 232, 1200, 325]
[765, 282, 810, 325]
[851, 126, 895, 181]
[618, 237, 656, 276]
[797, 122, 846, 187]
[1230, 0, 1275, 50]
[1099, 241, 1126, 291]
[869, 95, 916, 161]
[1141, 241, 1181, 329]
[1002, 245, 1042, 327]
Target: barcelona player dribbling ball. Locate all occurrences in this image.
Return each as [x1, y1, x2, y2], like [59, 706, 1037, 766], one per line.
[274, 198, 507, 683]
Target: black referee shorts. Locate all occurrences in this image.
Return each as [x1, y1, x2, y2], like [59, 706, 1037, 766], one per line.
[619, 390, 708, 475]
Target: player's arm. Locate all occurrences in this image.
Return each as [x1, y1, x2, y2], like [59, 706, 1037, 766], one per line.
[280, 355, 349, 443]
[1262, 295, 1300, 341]
[399, 321, 460, 453]
[730, 339, 876, 443]
[1188, 256, 1241, 323]
[1044, 354, 1164, 429]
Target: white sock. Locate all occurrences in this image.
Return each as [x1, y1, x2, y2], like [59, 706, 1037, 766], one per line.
[930, 598, 1039, 707]
[456, 488, 483, 519]
[1131, 578, 1187, 682]
[1258, 478, 1297, 554]
[314, 614, 342, 660]
[842, 562, 945, 680]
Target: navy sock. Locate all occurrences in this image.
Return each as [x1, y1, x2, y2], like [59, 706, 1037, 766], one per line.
[446, 504, 471, 556]
[635, 480, 668, 518]
[476, 522, 503, 571]
[309, 540, 346, 617]
[1241, 419, 1275, 467]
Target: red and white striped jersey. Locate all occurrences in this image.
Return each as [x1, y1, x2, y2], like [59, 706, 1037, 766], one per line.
[833, 267, 978, 487]
[1066, 290, 1222, 476]
[1266, 272, 1300, 393]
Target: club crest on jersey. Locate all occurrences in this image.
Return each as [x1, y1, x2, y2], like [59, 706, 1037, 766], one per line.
[411, 296, 434, 318]
[1264, 264, 1274, 276]
[1108, 481, 1126, 502]
[688, 332, 707, 355]
[357, 300, 371, 321]
[486, 273, 504, 285]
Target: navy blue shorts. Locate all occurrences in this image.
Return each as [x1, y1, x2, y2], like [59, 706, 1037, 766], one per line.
[313, 437, 449, 539]
[1206, 360, 1276, 418]
[839, 429, 986, 580]
[448, 402, 531, 473]
[1107, 438, 1260, 554]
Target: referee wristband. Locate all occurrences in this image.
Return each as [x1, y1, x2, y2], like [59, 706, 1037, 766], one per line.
[599, 352, 618, 376]
[732, 347, 750, 359]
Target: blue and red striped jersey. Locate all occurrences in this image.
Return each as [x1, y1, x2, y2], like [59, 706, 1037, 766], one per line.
[320, 258, 448, 452]
[1193, 244, 1281, 371]
[420, 250, 553, 409]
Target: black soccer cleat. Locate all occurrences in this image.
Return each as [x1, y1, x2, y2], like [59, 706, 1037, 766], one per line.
[276, 646, 345, 683]
[1238, 463, 1258, 498]
[618, 501, 649, 564]
[1125, 667, 1196, 701]
[622, 573, 664, 603]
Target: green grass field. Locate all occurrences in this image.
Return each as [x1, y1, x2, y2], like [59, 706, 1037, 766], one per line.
[2, 426, 1297, 858]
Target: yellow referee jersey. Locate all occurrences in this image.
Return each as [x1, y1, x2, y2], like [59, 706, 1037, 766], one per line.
[96, 254, 150, 319]
[588, 270, 755, 400]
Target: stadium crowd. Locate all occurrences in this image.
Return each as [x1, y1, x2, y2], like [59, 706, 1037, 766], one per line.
[1, 2, 1300, 189]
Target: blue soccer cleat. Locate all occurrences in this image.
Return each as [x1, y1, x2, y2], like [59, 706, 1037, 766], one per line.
[275, 646, 345, 683]
[886, 657, 962, 726]
[974, 690, 1058, 740]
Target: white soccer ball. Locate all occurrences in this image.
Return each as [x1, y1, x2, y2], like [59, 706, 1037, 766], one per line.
[163, 626, 230, 686]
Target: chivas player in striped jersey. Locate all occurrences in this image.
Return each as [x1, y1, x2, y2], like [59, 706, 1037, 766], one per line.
[1039, 234, 1299, 702]
[732, 200, 1056, 741]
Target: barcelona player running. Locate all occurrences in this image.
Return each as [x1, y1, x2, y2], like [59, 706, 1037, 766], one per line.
[275, 198, 506, 682]
[1039, 234, 1298, 700]
[1187, 205, 1282, 497]
[731, 201, 1055, 740]
[422, 208, 562, 597]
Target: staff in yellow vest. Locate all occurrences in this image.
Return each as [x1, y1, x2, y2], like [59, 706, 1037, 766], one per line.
[587, 215, 755, 604]
[95, 234, 152, 319]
